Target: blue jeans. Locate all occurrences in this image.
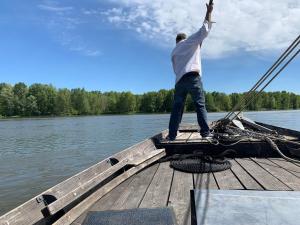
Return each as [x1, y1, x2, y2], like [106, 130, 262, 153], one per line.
[168, 72, 210, 139]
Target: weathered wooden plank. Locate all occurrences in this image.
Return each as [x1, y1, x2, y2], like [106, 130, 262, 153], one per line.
[179, 124, 199, 131]
[48, 149, 164, 215]
[139, 162, 173, 208]
[111, 164, 159, 210]
[71, 177, 134, 225]
[231, 160, 263, 190]
[236, 158, 291, 191]
[193, 173, 218, 189]
[173, 132, 192, 143]
[253, 158, 300, 191]
[168, 170, 193, 225]
[0, 199, 46, 225]
[214, 166, 244, 190]
[160, 132, 190, 144]
[269, 158, 300, 177]
[187, 132, 202, 143]
[53, 152, 164, 225]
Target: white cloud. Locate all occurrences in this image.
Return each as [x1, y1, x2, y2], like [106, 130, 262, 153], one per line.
[37, 1, 102, 57]
[69, 46, 102, 57]
[103, 0, 300, 58]
[38, 5, 73, 12]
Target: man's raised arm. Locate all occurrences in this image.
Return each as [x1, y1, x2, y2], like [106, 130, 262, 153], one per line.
[205, 0, 214, 23]
[185, 1, 214, 45]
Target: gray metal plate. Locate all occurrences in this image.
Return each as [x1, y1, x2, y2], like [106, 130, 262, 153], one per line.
[192, 190, 300, 225]
[82, 207, 177, 225]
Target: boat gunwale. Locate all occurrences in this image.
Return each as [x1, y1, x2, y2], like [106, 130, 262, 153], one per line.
[0, 131, 165, 225]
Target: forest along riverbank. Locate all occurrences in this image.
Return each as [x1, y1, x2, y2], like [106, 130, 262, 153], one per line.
[0, 110, 300, 215]
[1, 83, 300, 117]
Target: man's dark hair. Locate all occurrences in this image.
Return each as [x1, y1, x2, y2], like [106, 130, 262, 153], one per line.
[176, 33, 187, 43]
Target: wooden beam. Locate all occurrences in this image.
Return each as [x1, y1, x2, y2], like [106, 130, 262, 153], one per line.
[111, 164, 159, 210]
[236, 158, 291, 190]
[139, 162, 174, 208]
[214, 165, 244, 190]
[168, 170, 193, 225]
[253, 158, 300, 191]
[230, 160, 263, 190]
[193, 173, 218, 190]
[71, 176, 135, 225]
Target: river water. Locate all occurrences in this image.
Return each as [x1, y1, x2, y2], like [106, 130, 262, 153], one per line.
[0, 110, 300, 215]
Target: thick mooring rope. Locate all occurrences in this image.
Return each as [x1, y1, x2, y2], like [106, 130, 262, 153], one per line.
[211, 125, 300, 164]
[265, 137, 300, 164]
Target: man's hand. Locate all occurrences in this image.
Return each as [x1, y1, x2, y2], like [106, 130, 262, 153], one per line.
[205, 1, 214, 22]
[206, 2, 214, 14]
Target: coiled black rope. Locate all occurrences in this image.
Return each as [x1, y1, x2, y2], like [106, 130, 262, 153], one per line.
[159, 150, 235, 173]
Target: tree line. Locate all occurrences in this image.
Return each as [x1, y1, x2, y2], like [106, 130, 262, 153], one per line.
[0, 82, 299, 117]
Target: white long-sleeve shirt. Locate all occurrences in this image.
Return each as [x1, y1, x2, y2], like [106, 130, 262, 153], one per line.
[171, 20, 212, 84]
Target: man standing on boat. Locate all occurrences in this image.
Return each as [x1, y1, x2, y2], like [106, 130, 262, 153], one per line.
[167, 1, 214, 141]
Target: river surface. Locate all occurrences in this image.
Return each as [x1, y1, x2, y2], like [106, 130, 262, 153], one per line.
[0, 110, 300, 215]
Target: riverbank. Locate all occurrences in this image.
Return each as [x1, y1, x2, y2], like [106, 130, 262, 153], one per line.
[1, 109, 300, 120]
[1, 83, 300, 118]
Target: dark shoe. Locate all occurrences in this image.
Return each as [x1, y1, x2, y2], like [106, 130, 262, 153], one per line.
[201, 132, 214, 139]
[166, 135, 176, 141]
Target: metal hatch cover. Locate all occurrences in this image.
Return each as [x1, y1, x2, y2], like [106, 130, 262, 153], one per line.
[191, 190, 300, 225]
[82, 207, 178, 225]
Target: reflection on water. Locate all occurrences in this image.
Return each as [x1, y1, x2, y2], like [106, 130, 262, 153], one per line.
[0, 110, 299, 215]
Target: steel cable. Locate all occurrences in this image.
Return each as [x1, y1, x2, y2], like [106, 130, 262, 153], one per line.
[231, 48, 300, 121]
[224, 35, 300, 121]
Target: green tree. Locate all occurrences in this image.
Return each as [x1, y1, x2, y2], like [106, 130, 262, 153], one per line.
[280, 91, 290, 110]
[55, 89, 72, 115]
[290, 93, 297, 109]
[212, 92, 231, 111]
[88, 91, 108, 114]
[206, 92, 218, 112]
[140, 92, 157, 113]
[163, 90, 174, 112]
[115, 92, 136, 113]
[71, 88, 90, 115]
[230, 93, 242, 110]
[28, 84, 56, 115]
[13, 82, 28, 116]
[135, 95, 142, 113]
[25, 95, 39, 116]
[105, 92, 118, 113]
[154, 90, 168, 112]
[0, 84, 14, 116]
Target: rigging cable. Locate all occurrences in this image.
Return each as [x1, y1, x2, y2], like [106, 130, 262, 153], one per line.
[231, 48, 300, 121]
[223, 35, 300, 122]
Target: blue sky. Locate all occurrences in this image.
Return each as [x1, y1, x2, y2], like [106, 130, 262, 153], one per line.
[0, 0, 299, 94]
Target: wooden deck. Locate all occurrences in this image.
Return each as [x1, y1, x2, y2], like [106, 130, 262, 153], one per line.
[72, 157, 300, 225]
